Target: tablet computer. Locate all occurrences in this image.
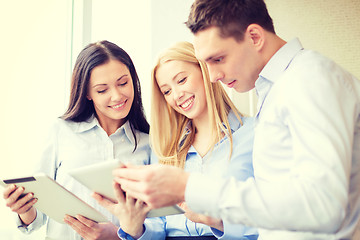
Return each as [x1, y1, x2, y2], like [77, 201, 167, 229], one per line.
[0, 173, 108, 224]
[68, 159, 184, 218]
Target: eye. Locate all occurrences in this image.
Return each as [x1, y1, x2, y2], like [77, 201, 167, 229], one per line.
[178, 77, 187, 84]
[162, 89, 171, 96]
[118, 80, 128, 86]
[97, 89, 107, 94]
[214, 57, 224, 63]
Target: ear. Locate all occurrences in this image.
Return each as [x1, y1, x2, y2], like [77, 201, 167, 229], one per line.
[87, 95, 92, 101]
[246, 24, 265, 51]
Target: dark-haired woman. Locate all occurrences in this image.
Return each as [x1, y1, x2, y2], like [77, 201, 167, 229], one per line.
[3, 40, 151, 240]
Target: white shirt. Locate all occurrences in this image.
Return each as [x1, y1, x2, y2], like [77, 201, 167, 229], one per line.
[16, 116, 152, 240]
[186, 38, 360, 240]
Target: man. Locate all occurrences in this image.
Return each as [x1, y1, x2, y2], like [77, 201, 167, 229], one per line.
[114, 0, 360, 239]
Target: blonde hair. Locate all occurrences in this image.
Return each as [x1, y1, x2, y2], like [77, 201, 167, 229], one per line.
[150, 41, 242, 168]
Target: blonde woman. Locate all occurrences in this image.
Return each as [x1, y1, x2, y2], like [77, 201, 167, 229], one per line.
[95, 42, 258, 240]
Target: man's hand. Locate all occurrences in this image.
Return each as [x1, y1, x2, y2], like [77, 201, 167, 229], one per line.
[112, 164, 189, 209]
[64, 215, 118, 240]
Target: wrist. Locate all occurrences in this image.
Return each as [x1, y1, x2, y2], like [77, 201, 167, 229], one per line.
[19, 207, 36, 226]
[123, 224, 144, 239]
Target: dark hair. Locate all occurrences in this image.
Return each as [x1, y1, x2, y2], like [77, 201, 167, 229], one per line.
[62, 40, 149, 149]
[186, 0, 275, 41]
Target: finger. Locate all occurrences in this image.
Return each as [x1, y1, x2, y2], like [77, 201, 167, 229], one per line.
[3, 184, 17, 199]
[115, 178, 148, 201]
[125, 189, 136, 204]
[113, 181, 126, 204]
[16, 197, 38, 214]
[64, 215, 89, 238]
[10, 193, 37, 212]
[6, 187, 26, 207]
[177, 202, 187, 210]
[112, 164, 149, 181]
[92, 192, 116, 212]
[76, 214, 96, 228]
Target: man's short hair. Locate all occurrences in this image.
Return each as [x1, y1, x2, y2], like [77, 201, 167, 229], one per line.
[186, 0, 275, 41]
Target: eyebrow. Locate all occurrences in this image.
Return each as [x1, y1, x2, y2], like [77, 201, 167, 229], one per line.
[92, 74, 129, 88]
[205, 56, 214, 62]
[158, 71, 185, 89]
[172, 71, 185, 81]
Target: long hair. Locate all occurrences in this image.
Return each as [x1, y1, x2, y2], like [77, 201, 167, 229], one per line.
[186, 0, 275, 41]
[150, 41, 242, 168]
[61, 40, 149, 150]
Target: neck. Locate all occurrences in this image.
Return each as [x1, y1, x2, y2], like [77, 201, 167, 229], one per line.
[192, 112, 214, 157]
[98, 117, 125, 136]
[263, 33, 287, 64]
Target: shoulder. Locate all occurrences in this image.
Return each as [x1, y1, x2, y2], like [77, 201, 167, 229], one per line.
[232, 116, 255, 145]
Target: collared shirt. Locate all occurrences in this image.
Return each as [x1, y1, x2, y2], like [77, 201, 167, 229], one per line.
[16, 115, 152, 240]
[121, 112, 258, 239]
[186, 38, 360, 240]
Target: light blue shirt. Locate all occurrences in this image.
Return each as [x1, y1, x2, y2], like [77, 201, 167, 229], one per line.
[186, 38, 360, 240]
[118, 112, 258, 239]
[16, 115, 152, 240]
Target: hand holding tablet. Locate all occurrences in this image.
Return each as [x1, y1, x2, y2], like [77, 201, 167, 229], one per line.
[68, 159, 184, 218]
[0, 174, 108, 224]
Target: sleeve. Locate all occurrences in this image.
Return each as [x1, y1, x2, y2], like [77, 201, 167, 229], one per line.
[186, 60, 356, 233]
[117, 217, 166, 240]
[211, 220, 259, 240]
[15, 209, 47, 234]
[211, 117, 258, 239]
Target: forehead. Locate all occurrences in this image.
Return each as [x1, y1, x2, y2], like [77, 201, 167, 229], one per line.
[193, 26, 224, 61]
[156, 60, 199, 85]
[90, 59, 130, 83]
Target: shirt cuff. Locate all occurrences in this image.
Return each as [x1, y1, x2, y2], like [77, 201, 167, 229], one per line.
[117, 228, 136, 240]
[211, 220, 258, 240]
[185, 172, 226, 218]
[15, 209, 46, 234]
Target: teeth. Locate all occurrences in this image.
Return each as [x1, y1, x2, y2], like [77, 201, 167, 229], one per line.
[180, 97, 194, 109]
[112, 102, 125, 109]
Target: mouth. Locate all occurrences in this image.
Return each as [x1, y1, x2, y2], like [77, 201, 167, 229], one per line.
[110, 100, 126, 109]
[179, 96, 194, 111]
[227, 80, 236, 88]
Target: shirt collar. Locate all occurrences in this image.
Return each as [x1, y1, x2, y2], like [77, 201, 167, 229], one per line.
[259, 38, 304, 84]
[120, 120, 136, 145]
[72, 115, 136, 145]
[72, 115, 98, 133]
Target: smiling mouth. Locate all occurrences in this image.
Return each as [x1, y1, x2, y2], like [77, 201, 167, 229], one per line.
[179, 97, 194, 110]
[110, 101, 126, 109]
[227, 80, 236, 87]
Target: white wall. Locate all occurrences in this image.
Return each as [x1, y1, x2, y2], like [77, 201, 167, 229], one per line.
[0, 0, 73, 239]
[90, 0, 153, 117]
[266, 0, 360, 79]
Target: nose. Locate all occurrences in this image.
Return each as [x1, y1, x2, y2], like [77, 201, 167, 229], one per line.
[173, 87, 184, 101]
[208, 65, 224, 83]
[111, 88, 122, 101]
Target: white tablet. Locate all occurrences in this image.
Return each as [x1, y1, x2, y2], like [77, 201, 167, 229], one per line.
[68, 159, 184, 218]
[0, 173, 108, 224]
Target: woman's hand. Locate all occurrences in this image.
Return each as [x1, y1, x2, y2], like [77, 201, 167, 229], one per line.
[64, 215, 118, 240]
[93, 181, 151, 239]
[179, 202, 224, 232]
[3, 184, 37, 225]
